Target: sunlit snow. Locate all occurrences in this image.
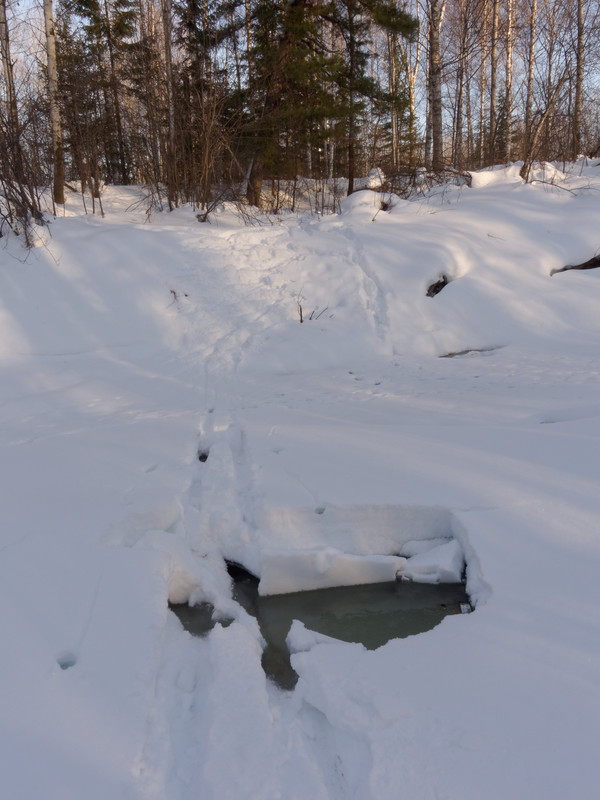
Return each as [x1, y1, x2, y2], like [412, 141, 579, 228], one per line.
[1, 161, 600, 799]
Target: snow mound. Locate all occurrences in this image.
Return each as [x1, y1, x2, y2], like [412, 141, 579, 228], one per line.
[468, 163, 524, 188]
[340, 189, 382, 216]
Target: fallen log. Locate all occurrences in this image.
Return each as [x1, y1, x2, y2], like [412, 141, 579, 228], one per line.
[550, 254, 600, 276]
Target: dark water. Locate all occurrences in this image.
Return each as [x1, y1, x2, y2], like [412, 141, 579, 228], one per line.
[170, 565, 471, 690]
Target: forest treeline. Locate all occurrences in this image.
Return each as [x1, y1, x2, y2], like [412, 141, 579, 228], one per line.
[0, 0, 599, 236]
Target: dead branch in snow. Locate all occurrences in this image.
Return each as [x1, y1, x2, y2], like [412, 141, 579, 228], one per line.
[550, 254, 600, 275]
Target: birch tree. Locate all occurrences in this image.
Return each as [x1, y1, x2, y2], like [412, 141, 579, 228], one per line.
[504, 0, 514, 161]
[0, 0, 18, 136]
[44, 0, 65, 204]
[572, 0, 584, 157]
[161, 0, 177, 207]
[488, 0, 499, 162]
[523, 0, 537, 162]
[427, 0, 446, 171]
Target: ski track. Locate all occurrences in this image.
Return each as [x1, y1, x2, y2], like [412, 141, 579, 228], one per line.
[339, 223, 391, 347]
[138, 209, 460, 798]
[132, 217, 376, 798]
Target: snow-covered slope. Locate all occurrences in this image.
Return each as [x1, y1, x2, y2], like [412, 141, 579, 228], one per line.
[1, 162, 600, 799]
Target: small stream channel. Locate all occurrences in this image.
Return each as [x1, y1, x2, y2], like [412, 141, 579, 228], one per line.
[170, 562, 471, 690]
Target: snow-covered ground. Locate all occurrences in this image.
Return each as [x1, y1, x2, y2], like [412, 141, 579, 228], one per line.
[2, 161, 600, 799]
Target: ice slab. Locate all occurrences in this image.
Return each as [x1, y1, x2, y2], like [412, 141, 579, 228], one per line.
[253, 505, 454, 557]
[258, 549, 407, 596]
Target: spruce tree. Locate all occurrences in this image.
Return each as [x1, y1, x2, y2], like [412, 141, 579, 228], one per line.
[68, 0, 137, 183]
[332, 0, 417, 193]
[244, 0, 417, 205]
[244, 0, 347, 206]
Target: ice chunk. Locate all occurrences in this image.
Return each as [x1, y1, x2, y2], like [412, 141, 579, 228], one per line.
[400, 537, 452, 558]
[286, 620, 340, 653]
[258, 549, 406, 596]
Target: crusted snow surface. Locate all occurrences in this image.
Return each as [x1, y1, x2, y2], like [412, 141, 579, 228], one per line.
[2, 163, 600, 799]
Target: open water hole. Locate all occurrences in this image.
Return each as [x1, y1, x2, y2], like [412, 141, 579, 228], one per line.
[170, 562, 471, 690]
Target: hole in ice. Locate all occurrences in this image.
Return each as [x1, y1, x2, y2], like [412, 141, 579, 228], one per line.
[225, 560, 255, 582]
[169, 601, 233, 637]
[198, 449, 209, 463]
[314, 506, 326, 515]
[171, 560, 471, 692]
[56, 651, 77, 670]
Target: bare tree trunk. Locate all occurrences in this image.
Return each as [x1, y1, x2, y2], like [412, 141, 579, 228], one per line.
[387, 31, 398, 169]
[454, 57, 464, 168]
[103, 0, 129, 182]
[161, 0, 177, 208]
[465, 69, 473, 165]
[544, 12, 556, 159]
[573, 0, 584, 158]
[137, 0, 162, 189]
[0, 0, 18, 135]
[523, 0, 537, 161]
[346, 5, 358, 194]
[244, 0, 253, 83]
[504, 0, 514, 162]
[428, 0, 446, 172]
[0, 0, 43, 236]
[202, 0, 212, 84]
[520, 67, 569, 180]
[453, 5, 469, 169]
[397, 0, 422, 168]
[478, 8, 487, 167]
[424, 48, 432, 169]
[230, 2, 242, 92]
[488, 0, 499, 163]
[43, 0, 65, 205]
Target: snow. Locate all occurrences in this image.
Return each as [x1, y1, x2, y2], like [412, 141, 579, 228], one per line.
[400, 539, 464, 584]
[2, 162, 600, 798]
